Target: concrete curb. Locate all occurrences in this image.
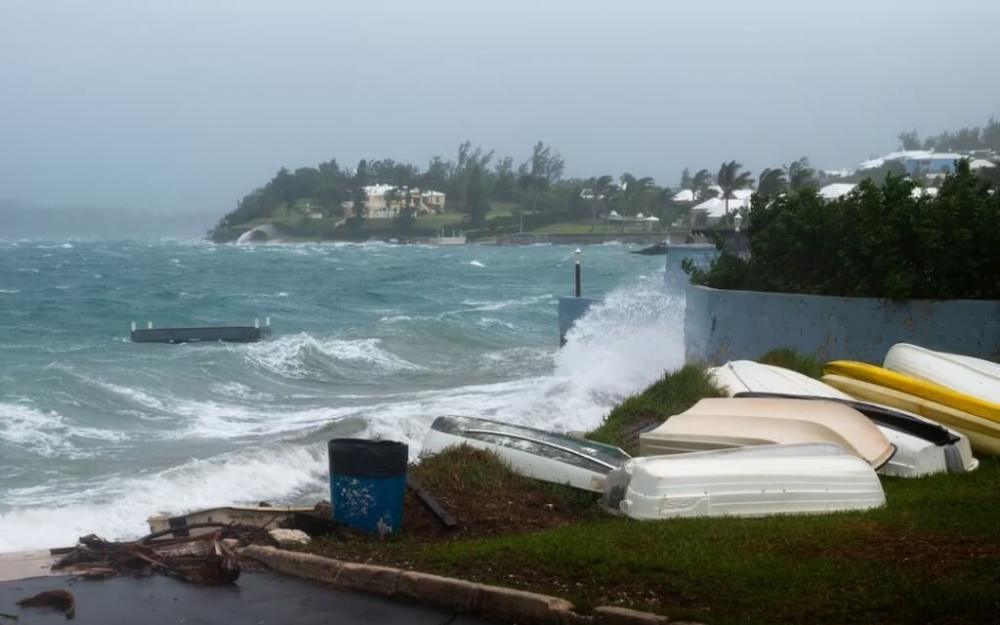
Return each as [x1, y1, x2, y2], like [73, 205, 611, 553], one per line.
[240, 546, 693, 625]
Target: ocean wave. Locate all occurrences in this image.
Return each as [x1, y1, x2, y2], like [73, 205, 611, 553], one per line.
[0, 443, 327, 552]
[0, 402, 127, 459]
[240, 333, 423, 380]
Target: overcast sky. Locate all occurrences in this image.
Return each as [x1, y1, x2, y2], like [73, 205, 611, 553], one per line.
[1, 0, 998, 220]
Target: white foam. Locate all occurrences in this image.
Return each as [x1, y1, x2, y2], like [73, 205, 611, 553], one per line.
[469, 260, 485, 267]
[0, 403, 126, 459]
[241, 333, 422, 379]
[360, 279, 685, 455]
[0, 444, 327, 552]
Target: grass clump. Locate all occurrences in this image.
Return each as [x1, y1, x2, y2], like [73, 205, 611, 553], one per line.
[587, 364, 724, 451]
[757, 346, 825, 378]
[388, 458, 1000, 624]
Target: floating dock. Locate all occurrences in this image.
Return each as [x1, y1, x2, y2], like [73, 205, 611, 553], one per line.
[130, 318, 272, 344]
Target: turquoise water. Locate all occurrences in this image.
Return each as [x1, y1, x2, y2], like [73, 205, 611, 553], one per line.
[0, 240, 684, 551]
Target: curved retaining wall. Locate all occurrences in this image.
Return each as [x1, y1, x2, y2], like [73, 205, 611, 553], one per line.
[685, 284, 1000, 364]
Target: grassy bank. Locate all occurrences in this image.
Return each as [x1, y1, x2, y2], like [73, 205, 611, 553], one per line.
[305, 365, 1000, 624]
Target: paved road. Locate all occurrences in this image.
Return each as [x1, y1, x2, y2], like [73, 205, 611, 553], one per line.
[0, 571, 499, 624]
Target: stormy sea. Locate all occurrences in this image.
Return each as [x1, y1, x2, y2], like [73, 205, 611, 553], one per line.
[0, 240, 687, 551]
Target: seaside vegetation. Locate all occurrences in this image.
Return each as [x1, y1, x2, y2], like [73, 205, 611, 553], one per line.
[686, 159, 1000, 300]
[209, 115, 1000, 243]
[306, 358, 1000, 625]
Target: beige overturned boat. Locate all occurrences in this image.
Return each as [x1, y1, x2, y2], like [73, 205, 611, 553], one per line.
[640, 398, 895, 468]
[147, 506, 314, 540]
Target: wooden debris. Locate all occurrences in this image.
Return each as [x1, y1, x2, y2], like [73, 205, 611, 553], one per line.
[407, 477, 459, 530]
[52, 528, 251, 585]
[17, 589, 75, 620]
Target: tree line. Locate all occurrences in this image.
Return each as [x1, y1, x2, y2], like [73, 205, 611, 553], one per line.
[686, 160, 1000, 300]
[210, 114, 999, 241]
[897, 116, 1000, 153]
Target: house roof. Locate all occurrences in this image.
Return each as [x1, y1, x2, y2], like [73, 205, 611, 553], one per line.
[673, 189, 695, 202]
[692, 196, 749, 217]
[970, 159, 996, 170]
[819, 183, 857, 200]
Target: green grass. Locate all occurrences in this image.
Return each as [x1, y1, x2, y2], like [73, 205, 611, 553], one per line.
[586, 365, 725, 452]
[327, 457, 1000, 625]
[757, 346, 826, 378]
[529, 221, 630, 235]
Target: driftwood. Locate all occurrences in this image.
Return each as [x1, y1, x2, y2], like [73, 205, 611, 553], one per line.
[52, 529, 252, 586]
[407, 477, 458, 530]
[17, 590, 75, 620]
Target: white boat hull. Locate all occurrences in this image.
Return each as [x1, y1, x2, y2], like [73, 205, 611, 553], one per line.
[709, 361, 976, 476]
[884, 343, 1000, 404]
[615, 445, 885, 520]
[421, 416, 630, 493]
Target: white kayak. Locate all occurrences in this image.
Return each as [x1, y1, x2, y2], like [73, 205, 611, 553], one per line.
[421, 415, 631, 492]
[884, 343, 1000, 405]
[709, 361, 976, 476]
[604, 444, 885, 520]
[709, 361, 846, 399]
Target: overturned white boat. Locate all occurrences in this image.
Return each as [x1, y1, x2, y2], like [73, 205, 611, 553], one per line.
[147, 505, 314, 540]
[421, 415, 631, 492]
[603, 444, 885, 520]
[639, 399, 895, 469]
[884, 343, 1000, 404]
[709, 360, 976, 476]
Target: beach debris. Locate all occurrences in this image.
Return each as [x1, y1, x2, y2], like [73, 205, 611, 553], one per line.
[406, 477, 458, 530]
[17, 589, 75, 620]
[268, 529, 311, 547]
[52, 529, 251, 586]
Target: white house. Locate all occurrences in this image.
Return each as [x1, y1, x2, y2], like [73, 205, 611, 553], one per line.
[691, 196, 750, 224]
[351, 185, 447, 218]
[818, 183, 857, 200]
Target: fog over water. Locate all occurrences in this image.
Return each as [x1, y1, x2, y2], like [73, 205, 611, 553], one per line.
[2, 0, 998, 233]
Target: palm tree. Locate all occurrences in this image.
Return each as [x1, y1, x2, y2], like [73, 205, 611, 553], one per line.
[717, 160, 753, 219]
[756, 168, 788, 201]
[618, 174, 655, 232]
[786, 157, 817, 192]
[691, 169, 716, 202]
[589, 174, 614, 232]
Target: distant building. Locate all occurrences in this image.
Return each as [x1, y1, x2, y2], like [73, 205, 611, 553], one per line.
[691, 196, 750, 224]
[350, 185, 447, 219]
[819, 183, 857, 200]
[903, 153, 964, 176]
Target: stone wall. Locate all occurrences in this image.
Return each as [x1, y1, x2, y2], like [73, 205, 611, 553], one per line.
[685, 284, 1000, 364]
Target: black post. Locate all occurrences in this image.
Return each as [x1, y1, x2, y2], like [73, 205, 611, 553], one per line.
[574, 248, 582, 297]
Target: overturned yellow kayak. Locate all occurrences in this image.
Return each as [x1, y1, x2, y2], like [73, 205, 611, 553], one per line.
[822, 374, 1000, 456]
[824, 360, 1000, 425]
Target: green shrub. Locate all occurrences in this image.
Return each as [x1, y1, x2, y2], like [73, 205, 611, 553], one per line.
[757, 347, 824, 378]
[587, 365, 724, 451]
[689, 161, 1000, 299]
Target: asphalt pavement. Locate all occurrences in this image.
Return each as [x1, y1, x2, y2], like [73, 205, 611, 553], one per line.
[0, 571, 499, 624]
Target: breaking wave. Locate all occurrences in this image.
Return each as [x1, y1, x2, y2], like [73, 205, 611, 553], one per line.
[0, 444, 327, 552]
[241, 333, 423, 380]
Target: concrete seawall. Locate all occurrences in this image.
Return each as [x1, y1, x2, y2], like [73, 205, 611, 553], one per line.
[685, 284, 1000, 364]
[558, 297, 601, 345]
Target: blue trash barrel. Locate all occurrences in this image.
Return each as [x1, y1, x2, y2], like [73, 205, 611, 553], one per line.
[328, 439, 408, 536]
